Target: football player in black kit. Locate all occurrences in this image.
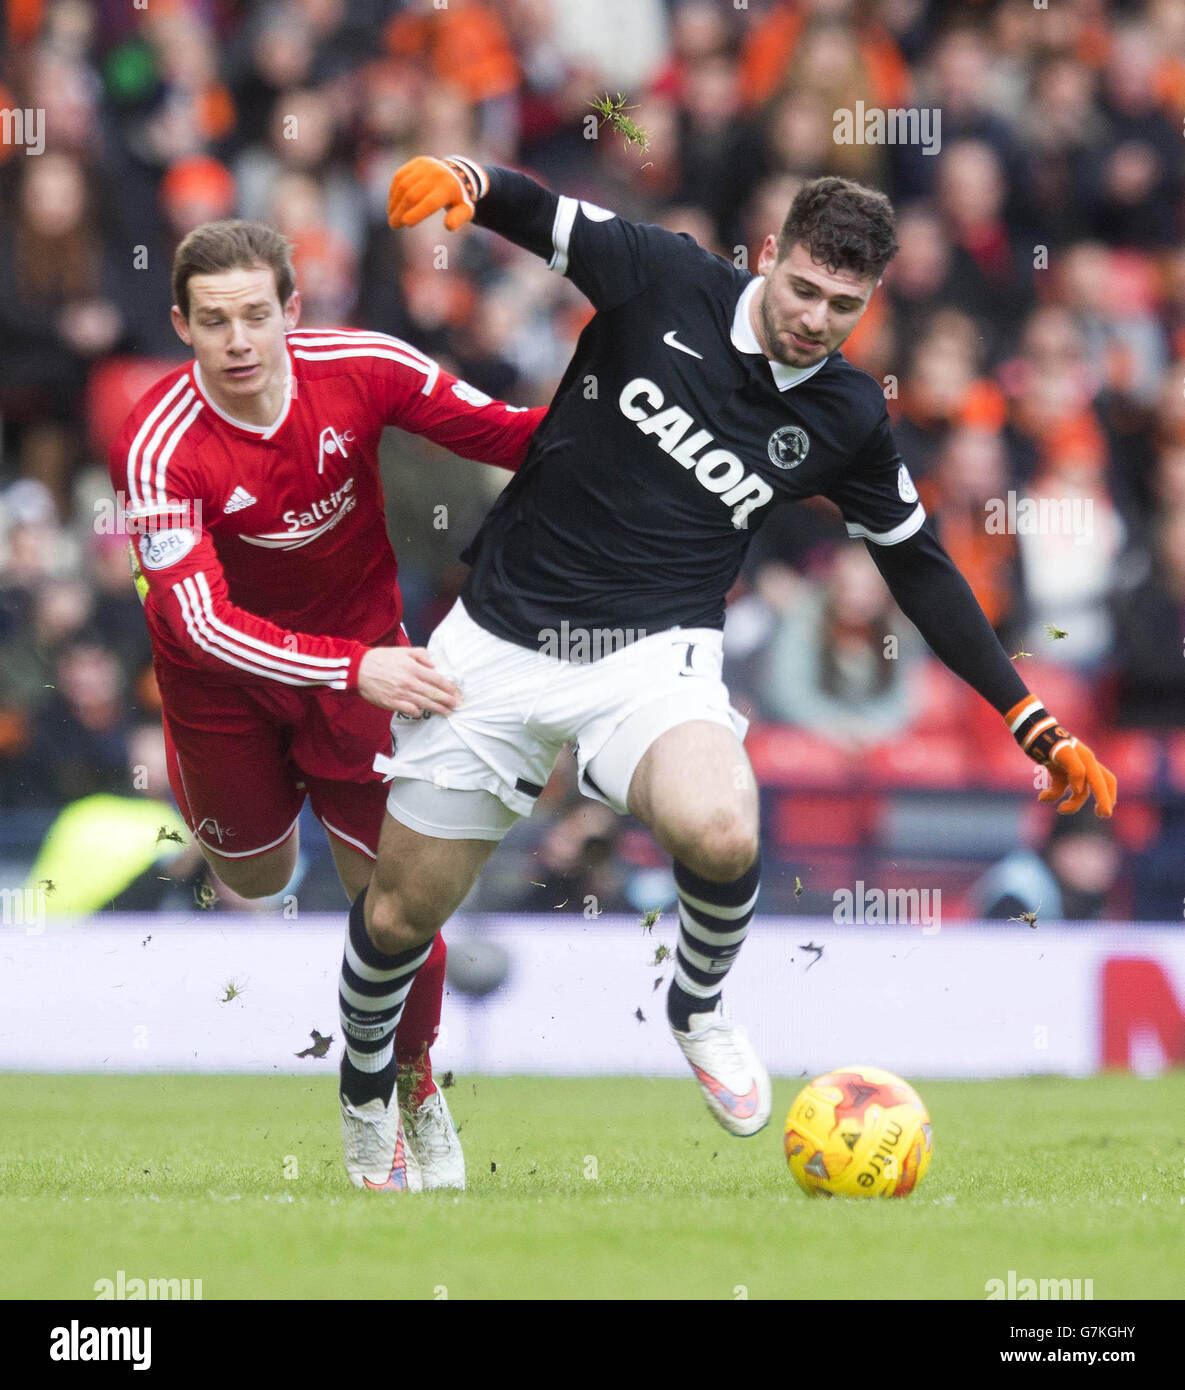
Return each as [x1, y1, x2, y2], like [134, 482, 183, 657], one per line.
[327, 152, 1117, 1179]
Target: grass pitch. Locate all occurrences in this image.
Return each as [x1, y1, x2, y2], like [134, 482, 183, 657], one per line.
[1, 1072, 1182, 1301]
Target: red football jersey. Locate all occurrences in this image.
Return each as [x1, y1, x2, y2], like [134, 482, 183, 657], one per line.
[108, 328, 544, 692]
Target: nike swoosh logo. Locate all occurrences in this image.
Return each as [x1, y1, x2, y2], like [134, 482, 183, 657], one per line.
[663, 330, 704, 360]
[361, 1132, 410, 1191]
[692, 1064, 759, 1118]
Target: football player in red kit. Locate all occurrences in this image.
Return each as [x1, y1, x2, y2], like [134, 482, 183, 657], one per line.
[109, 220, 544, 1191]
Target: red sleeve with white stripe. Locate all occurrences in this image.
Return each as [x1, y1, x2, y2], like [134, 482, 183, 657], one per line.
[139, 527, 369, 691]
[404, 369, 545, 467]
[329, 332, 545, 467]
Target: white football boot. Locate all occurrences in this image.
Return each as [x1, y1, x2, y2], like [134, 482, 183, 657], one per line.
[671, 999, 772, 1137]
[341, 1092, 423, 1192]
[401, 1086, 466, 1190]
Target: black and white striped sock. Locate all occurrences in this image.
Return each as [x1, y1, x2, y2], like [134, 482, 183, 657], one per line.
[666, 856, 760, 1032]
[339, 889, 433, 1107]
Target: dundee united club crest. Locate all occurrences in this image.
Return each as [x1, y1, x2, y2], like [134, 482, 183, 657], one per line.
[767, 425, 810, 469]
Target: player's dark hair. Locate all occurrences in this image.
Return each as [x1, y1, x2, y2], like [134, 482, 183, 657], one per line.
[172, 219, 296, 318]
[777, 176, 899, 281]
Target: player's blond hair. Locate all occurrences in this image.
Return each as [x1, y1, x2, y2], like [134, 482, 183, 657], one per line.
[172, 220, 296, 319]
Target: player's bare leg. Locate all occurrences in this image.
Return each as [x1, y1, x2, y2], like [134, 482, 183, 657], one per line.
[626, 721, 770, 1136]
[326, 836, 372, 899]
[338, 808, 495, 1191]
[199, 831, 300, 899]
[364, 810, 497, 952]
[627, 721, 759, 883]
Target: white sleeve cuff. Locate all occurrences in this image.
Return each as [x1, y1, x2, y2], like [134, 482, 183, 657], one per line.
[844, 502, 926, 546]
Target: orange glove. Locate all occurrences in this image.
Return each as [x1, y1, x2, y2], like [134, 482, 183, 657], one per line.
[1005, 696, 1117, 817]
[387, 155, 486, 231]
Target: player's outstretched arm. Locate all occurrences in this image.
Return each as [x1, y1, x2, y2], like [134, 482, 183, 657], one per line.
[363, 337, 545, 471]
[388, 155, 688, 311]
[866, 523, 1117, 817]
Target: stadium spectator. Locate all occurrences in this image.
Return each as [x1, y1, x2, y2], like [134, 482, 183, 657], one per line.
[0, 152, 129, 508]
[1095, 21, 1185, 248]
[18, 639, 131, 808]
[758, 542, 922, 746]
[234, 87, 365, 256]
[968, 805, 1124, 923]
[890, 310, 997, 484]
[923, 425, 1020, 637]
[1112, 504, 1185, 727]
[933, 139, 1035, 365]
[1017, 53, 1110, 251]
[120, 154, 240, 358]
[738, 0, 911, 114]
[1059, 242, 1167, 409]
[268, 171, 358, 325]
[482, 794, 629, 914]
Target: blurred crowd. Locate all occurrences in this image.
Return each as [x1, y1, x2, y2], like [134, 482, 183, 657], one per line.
[1, 0, 1184, 919]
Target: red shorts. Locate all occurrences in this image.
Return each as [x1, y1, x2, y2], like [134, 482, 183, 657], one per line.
[158, 647, 401, 861]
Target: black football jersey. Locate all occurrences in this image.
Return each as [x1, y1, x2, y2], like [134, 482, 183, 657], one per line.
[460, 173, 925, 650]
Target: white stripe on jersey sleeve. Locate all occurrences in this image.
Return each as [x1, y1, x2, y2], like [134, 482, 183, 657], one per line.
[548, 196, 579, 277]
[170, 574, 352, 687]
[290, 345, 440, 397]
[124, 377, 194, 512]
[171, 578, 321, 687]
[190, 571, 353, 676]
[153, 395, 203, 505]
[288, 329, 436, 367]
[844, 502, 926, 546]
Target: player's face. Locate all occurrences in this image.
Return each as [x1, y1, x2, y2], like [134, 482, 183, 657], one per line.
[753, 236, 878, 367]
[172, 265, 300, 422]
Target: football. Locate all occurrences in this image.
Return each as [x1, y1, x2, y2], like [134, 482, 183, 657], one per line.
[784, 1065, 933, 1199]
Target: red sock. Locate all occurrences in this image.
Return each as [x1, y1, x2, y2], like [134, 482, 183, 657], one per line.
[394, 932, 446, 1108]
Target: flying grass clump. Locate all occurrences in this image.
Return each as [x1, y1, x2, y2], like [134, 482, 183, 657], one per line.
[589, 93, 650, 156]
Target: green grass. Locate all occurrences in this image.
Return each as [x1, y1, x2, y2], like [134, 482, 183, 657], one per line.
[1, 1073, 1182, 1300]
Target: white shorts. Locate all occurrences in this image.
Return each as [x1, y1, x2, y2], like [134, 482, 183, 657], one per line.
[373, 599, 749, 840]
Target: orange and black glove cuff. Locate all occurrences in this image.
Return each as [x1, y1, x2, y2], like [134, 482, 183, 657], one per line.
[1005, 696, 1117, 818]
[1007, 696, 1075, 764]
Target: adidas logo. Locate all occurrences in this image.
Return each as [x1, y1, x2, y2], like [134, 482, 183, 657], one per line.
[223, 487, 257, 514]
